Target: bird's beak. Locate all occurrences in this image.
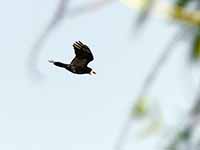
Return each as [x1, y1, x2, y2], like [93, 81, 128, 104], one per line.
[90, 70, 96, 75]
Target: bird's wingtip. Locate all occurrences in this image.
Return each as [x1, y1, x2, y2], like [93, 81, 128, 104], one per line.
[48, 60, 55, 63]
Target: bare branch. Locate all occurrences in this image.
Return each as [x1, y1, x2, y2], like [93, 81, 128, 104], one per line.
[28, 0, 69, 81]
[113, 28, 190, 150]
[67, 0, 115, 17]
[166, 83, 200, 150]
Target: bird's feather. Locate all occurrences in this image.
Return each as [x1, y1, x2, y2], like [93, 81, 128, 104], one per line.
[71, 41, 94, 67]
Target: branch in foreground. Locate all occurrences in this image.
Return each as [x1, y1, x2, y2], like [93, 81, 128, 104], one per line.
[28, 0, 69, 81]
[166, 84, 200, 150]
[114, 28, 190, 150]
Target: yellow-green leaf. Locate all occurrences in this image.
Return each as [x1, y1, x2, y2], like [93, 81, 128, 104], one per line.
[131, 96, 149, 118]
[193, 30, 200, 60]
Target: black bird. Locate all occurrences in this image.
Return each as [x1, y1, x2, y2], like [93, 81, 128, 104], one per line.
[48, 41, 96, 75]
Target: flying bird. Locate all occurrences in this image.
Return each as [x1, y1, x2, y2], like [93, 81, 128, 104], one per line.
[48, 41, 96, 75]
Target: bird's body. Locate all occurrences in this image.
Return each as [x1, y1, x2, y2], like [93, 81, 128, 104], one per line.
[49, 41, 96, 75]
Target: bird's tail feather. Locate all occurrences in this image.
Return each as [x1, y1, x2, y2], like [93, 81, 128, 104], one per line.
[48, 60, 66, 68]
[54, 62, 66, 68]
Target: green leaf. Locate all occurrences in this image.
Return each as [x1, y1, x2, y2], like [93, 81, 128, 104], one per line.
[131, 96, 149, 118]
[175, 0, 190, 7]
[177, 128, 191, 140]
[193, 29, 200, 60]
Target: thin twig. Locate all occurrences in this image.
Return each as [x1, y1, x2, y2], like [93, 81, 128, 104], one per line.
[133, 0, 155, 31]
[67, 0, 115, 17]
[166, 81, 200, 150]
[138, 28, 191, 97]
[28, 0, 69, 80]
[114, 117, 133, 150]
[114, 28, 190, 150]
[188, 80, 200, 128]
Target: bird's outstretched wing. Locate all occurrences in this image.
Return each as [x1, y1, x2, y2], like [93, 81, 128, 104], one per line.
[71, 41, 94, 67]
[73, 41, 94, 61]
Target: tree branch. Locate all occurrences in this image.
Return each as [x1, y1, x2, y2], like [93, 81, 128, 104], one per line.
[114, 28, 190, 150]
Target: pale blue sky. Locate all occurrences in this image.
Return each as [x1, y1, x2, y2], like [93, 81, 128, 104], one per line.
[0, 0, 197, 150]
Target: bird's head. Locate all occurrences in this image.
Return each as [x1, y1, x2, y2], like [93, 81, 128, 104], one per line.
[89, 70, 96, 75]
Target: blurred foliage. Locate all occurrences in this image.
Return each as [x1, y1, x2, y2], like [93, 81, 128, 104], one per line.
[167, 127, 192, 150]
[31, 0, 200, 149]
[175, 0, 190, 7]
[193, 29, 200, 60]
[131, 96, 150, 118]
[128, 0, 200, 149]
[131, 97, 163, 137]
[139, 118, 162, 138]
[134, 0, 154, 28]
[168, 6, 200, 26]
